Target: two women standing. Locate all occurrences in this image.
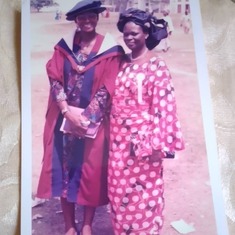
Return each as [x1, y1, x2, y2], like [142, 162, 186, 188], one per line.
[36, 1, 184, 235]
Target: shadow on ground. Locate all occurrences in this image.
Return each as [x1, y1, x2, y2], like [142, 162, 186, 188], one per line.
[32, 198, 114, 235]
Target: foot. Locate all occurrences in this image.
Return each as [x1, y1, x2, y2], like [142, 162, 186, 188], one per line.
[81, 224, 92, 235]
[65, 227, 77, 235]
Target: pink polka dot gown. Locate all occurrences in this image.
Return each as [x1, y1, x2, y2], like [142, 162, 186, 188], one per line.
[108, 56, 184, 235]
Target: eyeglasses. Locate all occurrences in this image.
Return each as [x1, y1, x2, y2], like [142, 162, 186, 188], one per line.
[76, 13, 98, 21]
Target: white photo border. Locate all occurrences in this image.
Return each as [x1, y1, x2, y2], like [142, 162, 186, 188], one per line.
[21, 1, 32, 235]
[189, 0, 229, 234]
[21, 0, 229, 234]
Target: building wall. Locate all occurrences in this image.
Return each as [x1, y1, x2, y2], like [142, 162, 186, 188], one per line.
[102, 0, 190, 14]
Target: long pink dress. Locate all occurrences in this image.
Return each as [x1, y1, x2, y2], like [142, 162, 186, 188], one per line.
[108, 55, 184, 235]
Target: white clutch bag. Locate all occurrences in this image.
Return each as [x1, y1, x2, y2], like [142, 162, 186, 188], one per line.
[60, 106, 101, 139]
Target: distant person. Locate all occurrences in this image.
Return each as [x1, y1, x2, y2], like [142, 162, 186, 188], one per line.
[180, 9, 191, 34]
[157, 9, 174, 52]
[55, 10, 62, 20]
[36, 0, 124, 235]
[117, 0, 129, 13]
[108, 8, 185, 235]
[101, 8, 110, 18]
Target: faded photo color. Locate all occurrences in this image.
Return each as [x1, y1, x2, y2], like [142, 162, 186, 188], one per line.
[24, 0, 227, 234]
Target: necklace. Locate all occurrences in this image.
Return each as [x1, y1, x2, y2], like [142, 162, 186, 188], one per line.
[129, 49, 149, 61]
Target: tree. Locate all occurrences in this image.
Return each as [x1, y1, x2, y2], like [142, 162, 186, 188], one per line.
[30, 0, 54, 12]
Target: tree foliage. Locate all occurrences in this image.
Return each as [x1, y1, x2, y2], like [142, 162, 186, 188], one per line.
[30, 0, 55, 12]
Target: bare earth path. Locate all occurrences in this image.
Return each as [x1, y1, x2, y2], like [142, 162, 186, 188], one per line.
[31, 11, 217, 235]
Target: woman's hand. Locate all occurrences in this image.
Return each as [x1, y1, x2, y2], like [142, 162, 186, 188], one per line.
[64, 110, 89, 138]
[149, 150, 165, 163]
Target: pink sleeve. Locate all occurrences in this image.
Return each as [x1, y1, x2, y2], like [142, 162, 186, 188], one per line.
[150, 60, 184, 152]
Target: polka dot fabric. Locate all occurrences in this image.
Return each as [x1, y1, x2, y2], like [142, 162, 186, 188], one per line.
[108, 158, 164, 235]
[108, 56, 184, 234]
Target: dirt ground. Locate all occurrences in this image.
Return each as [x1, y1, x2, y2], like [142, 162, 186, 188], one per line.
[31, 10, 218, 235]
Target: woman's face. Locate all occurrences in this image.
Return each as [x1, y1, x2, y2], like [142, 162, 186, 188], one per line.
[123, 21, 148, 52]
[75, 11, 98, 32]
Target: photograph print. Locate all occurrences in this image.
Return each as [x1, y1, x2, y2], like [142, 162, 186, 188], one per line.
[21, 0, 229, 234]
